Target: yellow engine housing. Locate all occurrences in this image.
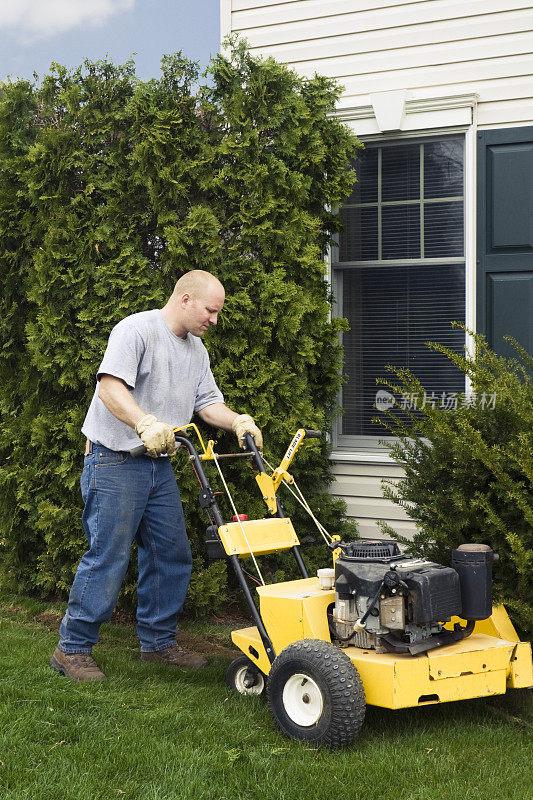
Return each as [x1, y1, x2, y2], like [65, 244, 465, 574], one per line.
[230, 577, 532, 709]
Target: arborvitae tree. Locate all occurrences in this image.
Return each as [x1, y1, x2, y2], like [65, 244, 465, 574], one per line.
[376, 326, 533, 637]
[0, 45, 360, 611]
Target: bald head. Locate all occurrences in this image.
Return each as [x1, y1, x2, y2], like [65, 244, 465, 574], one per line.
[172, 270, 224, 302]
[162, 270, 225, 339]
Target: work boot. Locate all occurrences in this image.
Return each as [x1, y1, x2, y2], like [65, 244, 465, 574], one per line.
[141, 644, 207, 669]
[50, 648, 106, 682]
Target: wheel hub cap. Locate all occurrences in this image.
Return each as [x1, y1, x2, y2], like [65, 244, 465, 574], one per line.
[282, 674, 323, 726]
[234, 665, 264, 695]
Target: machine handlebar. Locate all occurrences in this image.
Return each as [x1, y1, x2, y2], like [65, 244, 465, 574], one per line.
[130, 443, 148, 458]
[130, 427, 321, 458]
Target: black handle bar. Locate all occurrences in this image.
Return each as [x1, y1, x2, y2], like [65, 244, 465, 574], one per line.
[130, 443, 148, 458]
[243, 432, 267, 472]
[130, 428, 321, 458]
[129, 433, 262, 460]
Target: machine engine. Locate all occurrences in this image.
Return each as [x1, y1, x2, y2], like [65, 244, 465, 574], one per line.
[331, 540, 496, 655]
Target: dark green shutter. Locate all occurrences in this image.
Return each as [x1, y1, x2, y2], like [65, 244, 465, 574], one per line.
[477, 127, 533, 357]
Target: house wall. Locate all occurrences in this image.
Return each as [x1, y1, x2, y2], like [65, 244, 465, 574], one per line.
[223, 0, 533, 130]
[221, 0, 533, 539]
[330, 459, 416, 539]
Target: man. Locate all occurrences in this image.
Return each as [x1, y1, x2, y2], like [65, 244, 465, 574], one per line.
[50, 270, 262, 682]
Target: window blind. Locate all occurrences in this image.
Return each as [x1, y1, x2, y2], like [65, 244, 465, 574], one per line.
[341, 264, 466, 436]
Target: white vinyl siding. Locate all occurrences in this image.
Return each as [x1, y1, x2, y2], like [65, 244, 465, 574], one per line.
[330, 460, 417, 539]
[224, 0, 533, 129]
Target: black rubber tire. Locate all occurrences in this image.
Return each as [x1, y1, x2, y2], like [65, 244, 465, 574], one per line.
[267, 639, 365, 748]
[226, 655, 266, 696]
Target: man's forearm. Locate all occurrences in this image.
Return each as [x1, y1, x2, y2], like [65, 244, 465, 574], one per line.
[98, 375, 146, 429]
[197, 403, 239, 431]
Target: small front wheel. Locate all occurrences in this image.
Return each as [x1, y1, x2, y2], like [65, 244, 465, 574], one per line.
[267, 639, 365, 748]
[226, 655, 266, 696]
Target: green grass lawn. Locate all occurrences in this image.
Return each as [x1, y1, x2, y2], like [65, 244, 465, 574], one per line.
[1, 596, 531, 800]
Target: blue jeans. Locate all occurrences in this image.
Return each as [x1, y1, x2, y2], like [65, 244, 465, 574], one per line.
[58, 443, 192, 653]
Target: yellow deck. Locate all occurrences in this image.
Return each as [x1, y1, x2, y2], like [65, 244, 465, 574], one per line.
[230, 576, 533, 709]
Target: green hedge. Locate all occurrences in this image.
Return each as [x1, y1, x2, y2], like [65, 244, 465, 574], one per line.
[0, 45, 361, 611]
[376, 326, 533, 637]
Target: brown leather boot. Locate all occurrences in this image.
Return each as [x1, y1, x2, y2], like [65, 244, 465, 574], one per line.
[141, 644, 207, 669]
[50, 648, 106, 681]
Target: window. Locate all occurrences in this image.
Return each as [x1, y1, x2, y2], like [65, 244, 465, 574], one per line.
[333, 136, 466, 447]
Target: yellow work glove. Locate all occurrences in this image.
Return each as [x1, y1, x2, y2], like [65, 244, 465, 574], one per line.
[134, 414, 176, 458]
[231, 414, 263, 452]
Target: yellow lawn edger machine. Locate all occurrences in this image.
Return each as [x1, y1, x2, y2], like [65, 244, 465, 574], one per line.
[138, 426, 533, 749]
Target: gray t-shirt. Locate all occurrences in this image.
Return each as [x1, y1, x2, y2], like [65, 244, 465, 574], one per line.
[82, 310, 224, 451]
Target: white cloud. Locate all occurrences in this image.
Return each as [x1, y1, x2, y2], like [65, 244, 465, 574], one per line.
[0, 0, 135, 41]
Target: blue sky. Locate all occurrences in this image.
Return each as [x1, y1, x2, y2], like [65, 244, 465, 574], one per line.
[0, 1, 220, 83]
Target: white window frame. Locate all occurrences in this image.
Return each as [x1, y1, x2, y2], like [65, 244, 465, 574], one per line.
[328, 100, 478, 463]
